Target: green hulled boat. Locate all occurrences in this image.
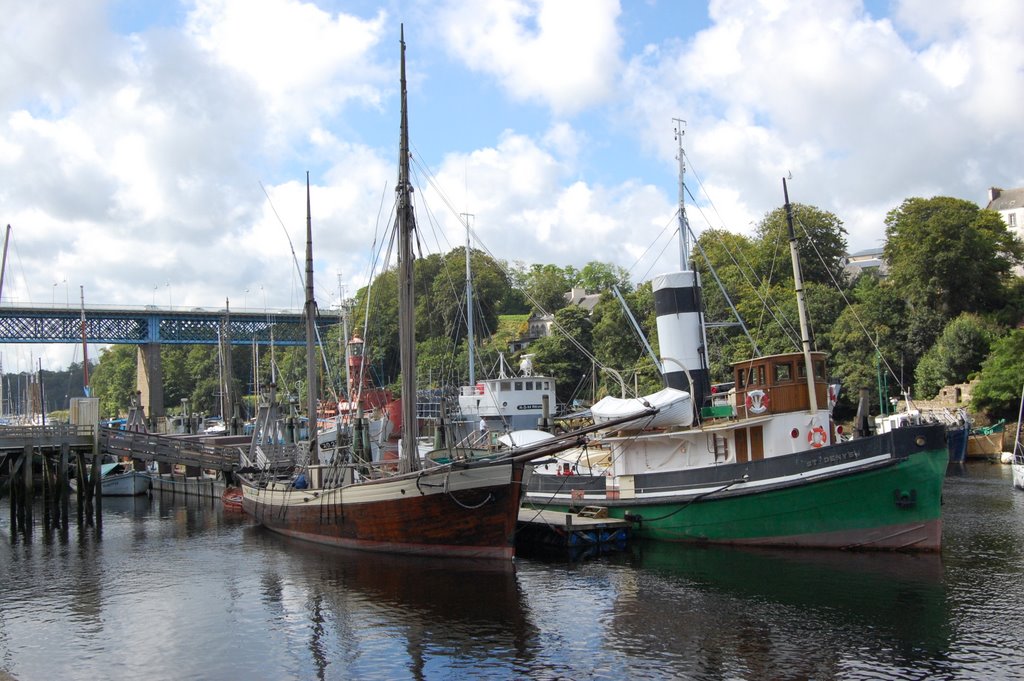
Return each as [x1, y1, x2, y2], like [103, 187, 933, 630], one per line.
[523, 164, 947, 551]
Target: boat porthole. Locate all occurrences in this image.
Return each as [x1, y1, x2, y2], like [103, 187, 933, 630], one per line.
[915, 436, 926, 446]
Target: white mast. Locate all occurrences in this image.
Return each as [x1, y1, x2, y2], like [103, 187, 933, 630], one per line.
[674, 118, 690, 268]
[462, 213, 475, 387]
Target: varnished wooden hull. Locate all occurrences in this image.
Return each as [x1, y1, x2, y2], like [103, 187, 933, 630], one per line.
[240, 460, 526, 560]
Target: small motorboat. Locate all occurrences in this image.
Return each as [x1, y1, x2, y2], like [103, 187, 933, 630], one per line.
[70, 461, 151, 496]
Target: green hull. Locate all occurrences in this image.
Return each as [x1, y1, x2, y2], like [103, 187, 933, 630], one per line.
[526, 446, 947, 551]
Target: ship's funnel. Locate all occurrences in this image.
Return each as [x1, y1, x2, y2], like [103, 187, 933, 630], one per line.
[652, 270, 710, 410]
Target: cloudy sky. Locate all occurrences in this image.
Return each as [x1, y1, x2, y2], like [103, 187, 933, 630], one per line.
[2, 0, 1023, 371]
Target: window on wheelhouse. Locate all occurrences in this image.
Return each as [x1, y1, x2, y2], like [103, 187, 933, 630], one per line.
[773, 363, 793, 384]
[515, 381, 523, 391]
[736, 364, 766, 388]
[797, 361, 827, 380]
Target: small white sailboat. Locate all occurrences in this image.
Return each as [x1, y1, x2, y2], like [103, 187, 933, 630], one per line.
[1011, 383, 1024, 491]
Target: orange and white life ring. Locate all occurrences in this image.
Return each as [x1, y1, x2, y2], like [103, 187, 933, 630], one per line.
[807, 426, 828, 448]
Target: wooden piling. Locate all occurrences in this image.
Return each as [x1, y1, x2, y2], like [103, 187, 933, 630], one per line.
[91, 442, 102, 529]
[75, 451, 86, 522]
[60, 443, 70, 529]
[22, 445, 33, 530]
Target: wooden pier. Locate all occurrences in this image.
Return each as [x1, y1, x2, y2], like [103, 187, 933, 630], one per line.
[516, 506, 632, 559]
[1, 424, 102, 533]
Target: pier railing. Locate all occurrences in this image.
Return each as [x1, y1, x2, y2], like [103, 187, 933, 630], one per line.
[100, 428, 241, 471]
[0, 424, 95, 450]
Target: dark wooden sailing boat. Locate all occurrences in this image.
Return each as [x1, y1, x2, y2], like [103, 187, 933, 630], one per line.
[237, 27, 653, 560]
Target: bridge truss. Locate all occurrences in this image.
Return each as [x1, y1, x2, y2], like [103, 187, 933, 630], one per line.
[0, 306, 339, 346]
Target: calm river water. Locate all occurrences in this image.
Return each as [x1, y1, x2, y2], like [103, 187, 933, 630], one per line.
[2, 463, 1023, 680]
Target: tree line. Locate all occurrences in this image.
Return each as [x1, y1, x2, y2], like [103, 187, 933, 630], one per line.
[75, 194, 1024, 421]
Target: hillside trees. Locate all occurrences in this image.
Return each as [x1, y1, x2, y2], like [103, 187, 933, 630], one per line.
[885, 197, 1023, 327]
[913, 314, 1000, 399]
[971, 330, 1024, 417]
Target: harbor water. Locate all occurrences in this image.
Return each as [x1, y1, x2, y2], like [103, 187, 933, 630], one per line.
[2, 462, 1023, 680]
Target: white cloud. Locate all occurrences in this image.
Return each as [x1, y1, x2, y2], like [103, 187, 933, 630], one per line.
[4, 0, 1024, 372]
[615, 0, 1024, 250]
[435, 0, 623, 115]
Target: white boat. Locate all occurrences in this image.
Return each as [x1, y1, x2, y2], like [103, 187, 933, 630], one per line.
[71, 461, 151, 496]
[590, 387, 693, 430]
[457, 353, 558, 434]
[1011, 383, 1024, 491]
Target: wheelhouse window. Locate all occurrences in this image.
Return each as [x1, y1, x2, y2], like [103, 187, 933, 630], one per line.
[797, 361, 827, 380]
[515, 381, 523, 391]
[773, 363, 792, 383]
[736, 364, 766, 387]
[500, 381, 511, 391]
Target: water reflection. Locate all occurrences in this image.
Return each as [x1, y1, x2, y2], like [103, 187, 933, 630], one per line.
[608, 541, 951, 679]
[241, 529, 540, 680]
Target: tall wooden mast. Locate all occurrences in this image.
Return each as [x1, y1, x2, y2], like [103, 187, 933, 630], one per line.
[397, 26, 419, 472]
[783, 177, 818, 414]
[304, 172, 320, 464]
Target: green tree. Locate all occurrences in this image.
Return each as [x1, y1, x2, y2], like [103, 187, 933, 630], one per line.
[754, 203, 850, 289]
[826, 274, 911, 412]
[523, 263, 577, 313]
[526, 306, 594, 406]
[89, 345, 138, 417]
[914, 313, 1000, 399]
[972, 329, 1024, 417]
[885, 197, 1024, 321]
[590, 284, 662, 396]
[578, 261, 633, 294]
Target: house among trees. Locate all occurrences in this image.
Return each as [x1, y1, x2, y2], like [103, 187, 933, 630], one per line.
[986, 187, 1024, 274]
[843, 247, 887, 278]
[511, 287, 604, 353]
[987, 186, 1024, 237]
[564, 287, 602, 312]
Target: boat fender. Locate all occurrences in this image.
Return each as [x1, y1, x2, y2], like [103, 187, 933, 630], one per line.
[807, 426, 827, 448]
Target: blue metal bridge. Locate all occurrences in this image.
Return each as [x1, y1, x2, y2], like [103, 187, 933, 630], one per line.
[0, 304, 338, 346]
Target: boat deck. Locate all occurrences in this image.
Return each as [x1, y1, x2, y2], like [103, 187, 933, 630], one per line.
[516, 507, 632, 558]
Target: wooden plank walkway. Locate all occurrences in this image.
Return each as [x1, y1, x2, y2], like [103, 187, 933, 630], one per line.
[100, 429, 242, 471]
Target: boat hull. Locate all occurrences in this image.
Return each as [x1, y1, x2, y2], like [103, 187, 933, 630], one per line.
[1013, 462, 1024, 491]
[947, 424, 968, 464]
[525, 424, 947, 551]
[241, 460, 526, 560]
[71, 471, 151, 497]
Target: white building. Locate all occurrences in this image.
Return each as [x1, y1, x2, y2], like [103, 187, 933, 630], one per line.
[987, 187, 1024, 275]
[987, 187, 1024, 239]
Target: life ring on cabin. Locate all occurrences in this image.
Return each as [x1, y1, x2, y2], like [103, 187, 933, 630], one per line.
[745, 389, 770, 414]
[475, 383, 485, 395]
[807, 426, 828, 448]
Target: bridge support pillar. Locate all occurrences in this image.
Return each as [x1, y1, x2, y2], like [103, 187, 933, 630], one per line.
[137, 344, 165, 421]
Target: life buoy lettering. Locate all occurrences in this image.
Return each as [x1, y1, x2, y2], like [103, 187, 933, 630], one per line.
[807, 426, 827, 448]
